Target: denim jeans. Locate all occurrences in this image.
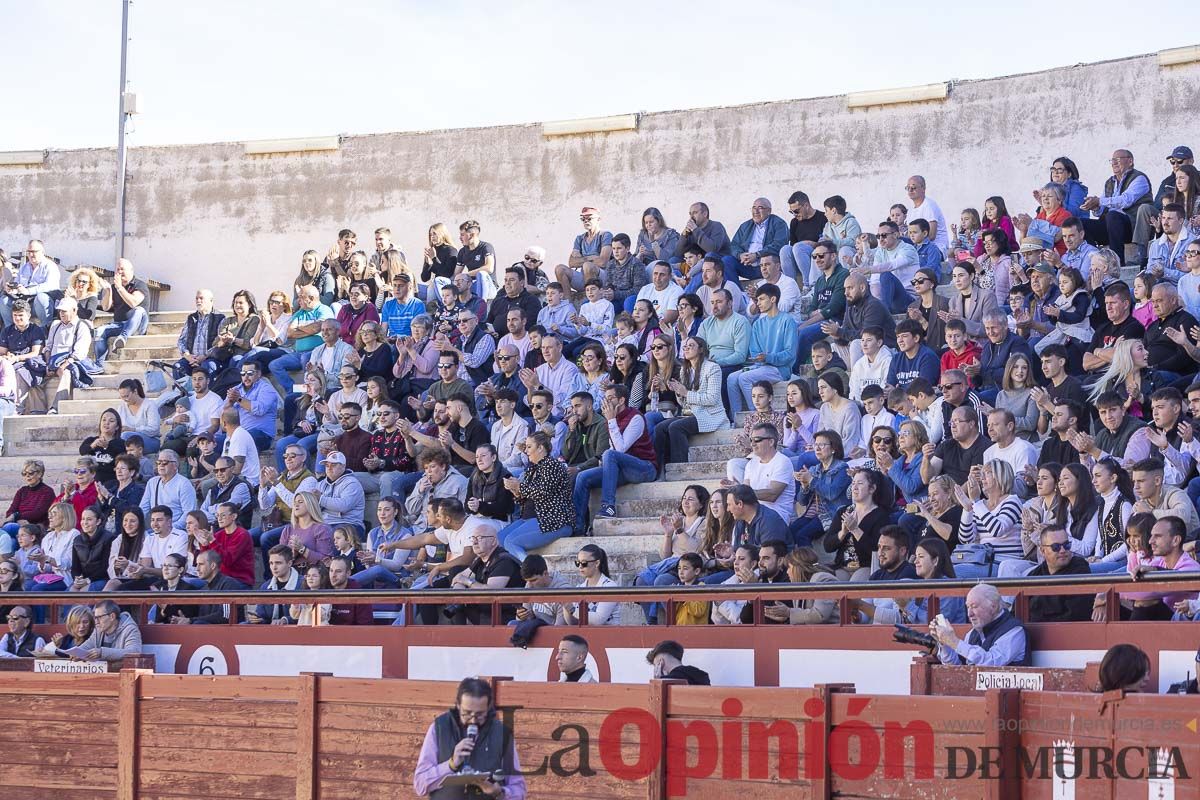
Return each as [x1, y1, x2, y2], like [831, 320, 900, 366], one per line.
[121, 430, 161, 454]
[727, 365, 783, 416]
[795, 322, 827, 371]
[779, 242, 814, 285]
[268, 350, 311, 393]
[875, 272, 915, 314]
[498, 518, 572, 561]
[353, 563, 404, 588]
[635, 557, 681, 623]
[94, 307, 149, 362]
[571, 449, 658, 530]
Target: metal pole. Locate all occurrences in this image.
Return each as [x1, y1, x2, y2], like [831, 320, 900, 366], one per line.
[114, 0, 131, 263]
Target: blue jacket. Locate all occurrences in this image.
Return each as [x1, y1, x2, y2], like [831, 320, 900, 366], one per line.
[888, 453, 927, 501]
[731, 215, 790, 259]
[801, 459, 851, 520]
[979, 333, 1034, 390]
[1062, 178, 1089, 220]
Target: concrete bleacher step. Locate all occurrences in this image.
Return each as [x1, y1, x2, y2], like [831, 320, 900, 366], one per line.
[109, 345, 179, 362]
[59, 393, 168, 416]
[591, 517, 670, 537]
[93, 310, 193, 326]
[665, 460, 728, 482]
[687, 442, 744, 462]
[3, 439, 89, 457]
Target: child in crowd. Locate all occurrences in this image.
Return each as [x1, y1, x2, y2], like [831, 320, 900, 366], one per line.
[1131, 272, 1157, 329]
[1035, 266, 1092, 361]
[949, 207, 981, 260]
[160, 398, 193, 445]
[332, 524, 364, 575]
[13, 523, 44, 585]
[673, 553, 710, 625]
[435, 284, 464, 342]
[941, 319, 982, 374]
[575, 279, 615, 342]
[1007, 285, 1032, 333]
[125, 435, 155, 481]
[907, 219, 944, 271]
[604, 313, 638, 362]
[905, 378, 943, 445]
[536, 282, 579, 346]
[187, 432, 218, 485]
[854, 385, 896, 460]
[886, 386, 912, 431]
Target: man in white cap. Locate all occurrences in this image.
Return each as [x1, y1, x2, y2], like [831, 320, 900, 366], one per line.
[316, 451, 366, 538]
[30, 296, 93, 413]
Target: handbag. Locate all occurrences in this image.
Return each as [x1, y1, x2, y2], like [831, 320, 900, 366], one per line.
[951, 543, 995, 567]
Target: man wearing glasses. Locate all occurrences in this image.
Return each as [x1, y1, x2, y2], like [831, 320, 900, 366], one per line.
[139, 451, 197, 528]
[853, 221, 919, 314]
[730, 197, 789, 282]
[199, 456, 253, 528]
[0, 240, 60, 327]
[1080, 149, 1152, 264]
[0, 606, 44, 658]
[444, 309, 496, 386]
[74, 599, 143, 663]
[413, 677, 526, 799]
[448, 528, 524, 625]
[475, 345, 528, 426]
[1024, 526, 1093, 623]
[221, 361, 279, 456]
[555, 206, 612, 294]
[354, 400, 413, 499]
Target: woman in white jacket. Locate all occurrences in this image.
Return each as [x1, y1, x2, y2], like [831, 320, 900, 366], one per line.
[651, 337, 729, 474]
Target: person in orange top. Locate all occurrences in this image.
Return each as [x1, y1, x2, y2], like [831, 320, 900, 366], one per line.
[673, 553, 710, 625]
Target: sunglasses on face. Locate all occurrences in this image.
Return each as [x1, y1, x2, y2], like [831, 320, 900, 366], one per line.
[530, 403, 546, 410]
[1043, 542, 1071, 553]
[437, 364, 455, 369]
[574, 559, 597, 568]
[524, 256, 542, 263]
[872, 436, 894, 445]
[650, 344, 667, 351]
[750, 436, 773, 443]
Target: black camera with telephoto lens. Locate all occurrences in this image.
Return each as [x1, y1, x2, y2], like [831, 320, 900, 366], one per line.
[892, 624, 938, 651]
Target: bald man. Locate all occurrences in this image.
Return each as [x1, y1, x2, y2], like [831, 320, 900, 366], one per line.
[173, 289, 225, 379]
[93, 258, 150, 364]
[730, 197, 789, 281]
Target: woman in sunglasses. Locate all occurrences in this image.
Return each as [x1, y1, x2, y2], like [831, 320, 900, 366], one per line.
[607, 343, 648, 411]
[560, 544, 619, 626]
[55, 457, 100, 521]
[906, 268, 949, 351]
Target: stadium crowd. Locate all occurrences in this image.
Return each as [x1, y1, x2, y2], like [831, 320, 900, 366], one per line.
[3, 143, 1200, 647]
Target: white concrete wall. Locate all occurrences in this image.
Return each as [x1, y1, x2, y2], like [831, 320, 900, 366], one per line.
[3, 52, 1197, 309]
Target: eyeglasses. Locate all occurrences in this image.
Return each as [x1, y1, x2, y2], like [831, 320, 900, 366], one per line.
[788, 208, 805, 216]
[751, 205, 769, 212]
[0, 568, 15, 575]
[72, 468, 89, 475]
[1110, 157, 1130, 164]
[871, 436, 894, 445]
[812, 251, 831, 259]
[911, 278, 931, 286]
[524, 256, 542, 264]
[530, 403, 546, 410]
[939, 383, 963, 391]
[284, 451, 303, 458]
[650, 344, 667, 351]
[1043, 542, 1070, 553]
[750, 436, 774, 444]
[1187, 251, 1200, 258]
[574, 559, 598, 568]
[239, 371, 256, 376]
[94, 611, 114, 619]
[495, 355, 513, 362]
[7, 614, 28, 621]
[1169, 159, 1185, 167]
[580, 216, 596, 222]
[878, 232, 894, 239]
[162, 563, 182, 570]
[156, 460, 174, 466]
[469, 535, 497, 543]
[337, 413, 361, 420]
[437, 364, 455, 369]
[339, 374, 357, 380]
[21, 470, 40, 477]
[213, 467, 230, 473]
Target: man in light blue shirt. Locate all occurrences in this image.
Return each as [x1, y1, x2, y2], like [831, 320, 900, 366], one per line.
[727, 284, 797, 416]
[139, 451, 198, 531]
[221, 361, 279, 450]
[699, 289, 751, 422]
[266, 284, 332, 394]
[1049, 217, 1098, 279]
[1147, 204, 1196, 281]
[1, 240, 61, 327]
[379, 272, 425, 338]
[1080, 149, 1153, 264]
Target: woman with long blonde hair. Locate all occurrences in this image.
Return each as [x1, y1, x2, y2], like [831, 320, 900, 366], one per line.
[420, 223, 459, 303]
[1087, 338, 1165, 417]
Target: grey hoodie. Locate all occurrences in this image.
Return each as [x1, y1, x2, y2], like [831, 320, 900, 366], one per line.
[78, 611, 143, 662]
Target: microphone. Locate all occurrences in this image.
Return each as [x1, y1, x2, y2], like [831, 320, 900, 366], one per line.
[466, 724, 479, 742]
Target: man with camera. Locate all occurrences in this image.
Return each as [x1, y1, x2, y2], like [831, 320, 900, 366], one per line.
[413, 677, 526, 799]
[928, 583, 1028, 666]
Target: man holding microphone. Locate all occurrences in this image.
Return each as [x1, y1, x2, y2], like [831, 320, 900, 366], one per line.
[413, 677, 526, 798]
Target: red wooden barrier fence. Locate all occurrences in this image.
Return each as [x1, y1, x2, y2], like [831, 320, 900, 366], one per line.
[1, 671, 1196, 799]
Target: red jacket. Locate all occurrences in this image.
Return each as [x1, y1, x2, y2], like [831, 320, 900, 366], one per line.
[56, 482, 100, 523]
[940, 341, 982, 375]
[199, 527, 255, 587]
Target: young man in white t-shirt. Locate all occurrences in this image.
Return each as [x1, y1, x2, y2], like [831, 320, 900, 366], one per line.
[219, 408, 261, 488]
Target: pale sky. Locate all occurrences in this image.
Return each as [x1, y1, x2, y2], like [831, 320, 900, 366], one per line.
[3, 0, 1197, 151]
